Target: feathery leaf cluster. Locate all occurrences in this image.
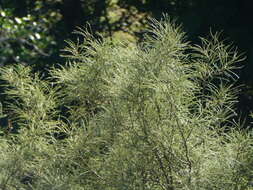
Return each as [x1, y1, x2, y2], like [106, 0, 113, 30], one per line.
[0, 16, 252, 190]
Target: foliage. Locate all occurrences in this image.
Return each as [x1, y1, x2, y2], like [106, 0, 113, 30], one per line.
[0, 8, 57, 68]
[0, 17, 252, 190]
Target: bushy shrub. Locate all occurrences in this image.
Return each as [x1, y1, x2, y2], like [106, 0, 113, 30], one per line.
[0, 17, 252, 190]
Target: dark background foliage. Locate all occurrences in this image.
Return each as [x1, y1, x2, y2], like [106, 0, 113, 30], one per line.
[1, 0, 253, 127]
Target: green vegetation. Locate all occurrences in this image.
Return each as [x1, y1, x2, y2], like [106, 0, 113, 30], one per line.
[0, 7, 58, 68]
[0, 17, 252, 190]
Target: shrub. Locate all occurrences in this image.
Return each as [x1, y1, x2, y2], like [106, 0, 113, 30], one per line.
[0, 16, 252, 190]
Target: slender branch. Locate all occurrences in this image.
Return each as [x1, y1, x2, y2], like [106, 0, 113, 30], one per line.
[175, 115, 192, 184]
[153, 147, 174, 190]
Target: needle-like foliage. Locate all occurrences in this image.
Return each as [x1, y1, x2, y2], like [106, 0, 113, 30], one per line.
[0, 16, 252, 190]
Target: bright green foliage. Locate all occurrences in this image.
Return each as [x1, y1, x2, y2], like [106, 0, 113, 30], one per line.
[0, 17, 252, 190]
[0, 8, 57, 67]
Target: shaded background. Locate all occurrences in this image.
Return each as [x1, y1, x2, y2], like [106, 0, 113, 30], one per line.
[1, 0, 253, 126]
